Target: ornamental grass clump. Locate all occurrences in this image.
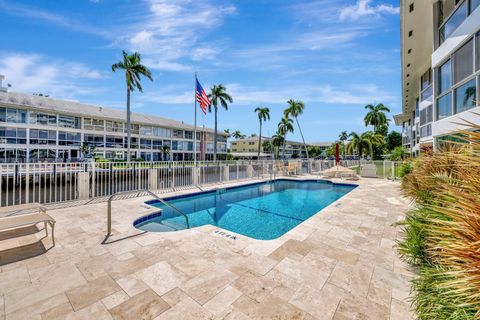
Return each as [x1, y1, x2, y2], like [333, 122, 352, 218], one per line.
[398, 127, 480, 319]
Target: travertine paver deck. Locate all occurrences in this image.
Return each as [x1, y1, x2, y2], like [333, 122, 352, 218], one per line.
[0, 177, 416, 320]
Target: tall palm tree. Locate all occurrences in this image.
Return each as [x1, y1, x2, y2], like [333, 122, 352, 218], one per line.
[339, 131, 348, 159]
[364, 103, 390, 130]
[112, 50, 153, 162]
[347, 131, 383, 159]
[254, 107, 270, 158]
[272, 133, 285, 160]
[232, 130, 245, 140]
[277, 116, 294, 159]
[208, 84, 233, 161]
[284, 99, 308, 159]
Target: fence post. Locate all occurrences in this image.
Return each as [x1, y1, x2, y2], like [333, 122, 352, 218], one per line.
[383, 160, 386, 179]
[90, 162, 96, 199]
[172, 163, 176, 190]
[391, 161, 395, 180]
[77, 172, 90, 200]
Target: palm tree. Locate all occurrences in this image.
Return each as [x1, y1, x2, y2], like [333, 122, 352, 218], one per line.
[272, 133, 285, 160]
[364, 103, 390, 130]
[254, 107, 270, 158]
[347, 131, 383, 159]
[277, 116, 294, 159]
[112, 50, 153, 162]
[232, 130, 245, 140]
[339, 131, 348, 160]
[284, 99, 308, 159]
[223, 129, 231, 137]
[208, 84, 233, 161]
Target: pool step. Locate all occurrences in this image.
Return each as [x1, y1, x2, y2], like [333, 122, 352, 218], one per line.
[161, 220, 188, 231]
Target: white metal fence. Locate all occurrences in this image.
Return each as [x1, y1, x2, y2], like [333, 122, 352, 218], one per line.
[0, 159, 403, 207]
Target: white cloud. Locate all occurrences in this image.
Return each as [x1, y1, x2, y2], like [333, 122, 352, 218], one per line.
[118, 0, 235, 71]
[340, 0, 399, 21]
[0, 0, 110, 37]
[0, 53, 106, 98]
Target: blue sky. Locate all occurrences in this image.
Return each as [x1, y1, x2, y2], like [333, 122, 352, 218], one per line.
[0, 0, 401, 142]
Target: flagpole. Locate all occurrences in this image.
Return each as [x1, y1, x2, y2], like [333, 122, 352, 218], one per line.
[194, 72, 198, 168]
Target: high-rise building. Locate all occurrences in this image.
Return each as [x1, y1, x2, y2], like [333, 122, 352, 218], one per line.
[395, 0, 480, 156]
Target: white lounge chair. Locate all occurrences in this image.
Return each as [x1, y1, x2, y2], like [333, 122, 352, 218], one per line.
[0, 203, 55, 246]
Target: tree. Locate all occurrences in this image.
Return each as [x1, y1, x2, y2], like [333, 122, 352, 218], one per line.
[208, 84, 233, 161]
[277, 116, 294, 159]
[112, 50, 153, 162]
[307, 145, 323, 158]
[272, 133, 285, 160]
[254, 107, 270, 158]
[161, 145, 170, 161]
[223, 129, 231, 137]
[284, 99, 308, 159]
[232, 130, 245, 140]
[364, 103, 390, 130]
[347, 131, 383, 159]
[390, 146, 407, 161]
[262, 140, 273, 154]
[80, 142, 96, 160]
[386, 131, 402, 152]
[339, 131, 348, 159]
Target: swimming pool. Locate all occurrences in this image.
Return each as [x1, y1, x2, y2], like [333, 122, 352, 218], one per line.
[134, 179, 356, 240]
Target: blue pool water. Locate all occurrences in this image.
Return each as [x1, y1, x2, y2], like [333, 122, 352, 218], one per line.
[134, 179, 356, 240]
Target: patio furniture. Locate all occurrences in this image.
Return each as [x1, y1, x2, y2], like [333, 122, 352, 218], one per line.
[360, 164, 378, 178]
[0, 203, 55, 246]
[287, 162, 297, 175]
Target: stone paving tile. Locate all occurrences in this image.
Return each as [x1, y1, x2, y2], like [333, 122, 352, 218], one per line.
[290, 283, 344, 320]
[240, 292, 316, 320]
[153, 295, 213, 320]
[109, 289, 170, 320]
[0, 177, 415, 319]
[65, 275, 121, 311]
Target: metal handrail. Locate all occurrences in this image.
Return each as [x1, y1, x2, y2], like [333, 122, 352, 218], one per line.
[106, 189, 189, 237]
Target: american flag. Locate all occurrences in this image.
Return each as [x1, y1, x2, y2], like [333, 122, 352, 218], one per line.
[195, 78, 210, 115]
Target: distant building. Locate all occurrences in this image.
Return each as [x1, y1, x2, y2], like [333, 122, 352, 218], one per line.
[394, 0, 480, 156]
[230, 137, 331, 159]
[0, 88, 228, 163]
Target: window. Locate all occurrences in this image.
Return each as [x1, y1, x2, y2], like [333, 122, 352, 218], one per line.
[106, 135, 124, 148]
[152, 127, 170, 138]
[140, 126, 153, 136]
[58, 115, 81, 128]
[438, 60, 452, 94]
[455, 78, 477, 113]
[453, 39, 473, 84]
[420, 124, 432, 138]
[439, 1, 468, 44]
[409, 3, 414, 12]
[30, 112, 57, 126]
[84, 134, 105, 147]
[421, 69, 433, 101]
[173, 130, 183, 138]
[84, 118, 104, 131]
[0, 107, 27, 123]
[124, 137, 138, 148]
[30, 129, 56, 145]
[106, 121, 124, 132]
[152, 139, 163, 150]
[420, 105, 433, 125]
[476, 32, 480, 71]
[140, 138, 152, 149]
[58, 131, 81, 146]
[0, 127, 27, 144]
[184, 131, 193, 139]
[437, 93, 453, 119]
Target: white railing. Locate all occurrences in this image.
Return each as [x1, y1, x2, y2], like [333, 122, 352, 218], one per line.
[0, 159, 403, 208]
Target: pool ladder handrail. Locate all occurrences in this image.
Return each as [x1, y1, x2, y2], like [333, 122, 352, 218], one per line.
[106, 189, 189, 237]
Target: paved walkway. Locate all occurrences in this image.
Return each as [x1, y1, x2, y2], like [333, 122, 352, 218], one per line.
[0, 177, 415, 319]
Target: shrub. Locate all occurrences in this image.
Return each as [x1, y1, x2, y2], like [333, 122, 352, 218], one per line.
[398, 129, 480, 319]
